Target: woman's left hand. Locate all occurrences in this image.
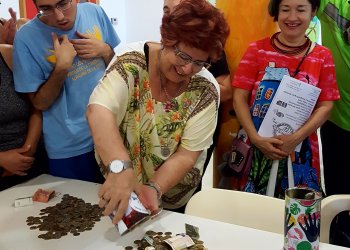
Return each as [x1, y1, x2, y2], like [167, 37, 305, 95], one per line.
[136, 184, 161, 215]
[274, 134, 300, 155]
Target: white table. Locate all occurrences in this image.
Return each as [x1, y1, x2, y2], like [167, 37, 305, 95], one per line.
[0, 175, 347, 250]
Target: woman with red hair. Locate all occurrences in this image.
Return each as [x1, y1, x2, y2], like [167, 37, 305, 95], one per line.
[87, 0, 229, 222]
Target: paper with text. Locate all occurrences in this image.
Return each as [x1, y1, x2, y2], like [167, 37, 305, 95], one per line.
[258, 75, 321, 143]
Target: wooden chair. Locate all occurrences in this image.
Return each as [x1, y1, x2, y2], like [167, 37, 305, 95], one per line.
[185, 188, 285, 234]
[320, 195, 350, 243]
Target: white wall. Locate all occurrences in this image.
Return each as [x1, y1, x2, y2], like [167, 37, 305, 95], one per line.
[1, 0, 163, 46]
[100, 0, 163, 46]
[124, 0, 162, 44]
[0, 1, 20, 19]
[99, 0, 126, 45]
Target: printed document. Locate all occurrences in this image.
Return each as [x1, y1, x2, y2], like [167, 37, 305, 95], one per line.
[258, 75, 321, 140]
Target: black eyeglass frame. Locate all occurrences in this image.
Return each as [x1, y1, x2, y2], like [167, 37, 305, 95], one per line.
[38, 0, 73, 16]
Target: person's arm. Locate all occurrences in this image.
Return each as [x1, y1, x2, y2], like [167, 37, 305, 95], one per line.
[0, 44, 42, 156]
[275, 101, 333, 154]
[0, 45, 37, 176]
[70, 31, 115, 66]
[135, 146, 202, 214]
[22, 108, 42, 157]
[0, 107, 42, 177]
[216, 74, 232, 102]
[86, 104, 137, 224]
[149, 146, 201, 194]
[276, 45, 339, 153]
[232, 88, 288, 160]
[28, 33, 76, 111]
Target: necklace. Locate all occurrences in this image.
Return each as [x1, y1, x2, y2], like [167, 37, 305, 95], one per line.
[158, 49, 186, 102]
[270, 32, 311, 56]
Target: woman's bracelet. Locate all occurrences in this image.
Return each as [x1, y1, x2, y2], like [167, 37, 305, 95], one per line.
[145, 181, 162, 200]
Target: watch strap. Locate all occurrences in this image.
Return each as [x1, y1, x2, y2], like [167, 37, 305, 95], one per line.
[119, 160, 132, 170]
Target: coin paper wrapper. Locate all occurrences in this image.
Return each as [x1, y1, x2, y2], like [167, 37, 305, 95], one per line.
[32, 188, 55, 203]
[14, 196, 34, 207]
[284, 188, 322, 250]
[164, 235, 195, 250]
[111, 192, 151, 235]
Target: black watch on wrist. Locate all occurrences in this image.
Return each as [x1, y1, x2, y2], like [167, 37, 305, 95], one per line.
[108, 160, 132, 174]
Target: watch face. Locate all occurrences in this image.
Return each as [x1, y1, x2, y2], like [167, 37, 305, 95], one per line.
[110, 160, 124, 173]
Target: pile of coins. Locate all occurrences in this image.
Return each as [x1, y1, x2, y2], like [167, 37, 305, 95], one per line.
[26, 194, 103, 240]
[124, 230, 206, 250]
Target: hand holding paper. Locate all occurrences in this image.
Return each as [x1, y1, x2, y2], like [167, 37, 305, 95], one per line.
[260, 75, 321, 197]
[258, 75, 321, 152]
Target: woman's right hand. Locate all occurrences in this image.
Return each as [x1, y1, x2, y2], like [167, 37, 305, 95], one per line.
[0, 145, 34, 176]
[233, 88, 287, 160]
[252, 135, 289, 160]
[98, 169, 137, 224]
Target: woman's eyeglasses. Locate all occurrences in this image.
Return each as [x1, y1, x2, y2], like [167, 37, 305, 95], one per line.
[38, 0, 72, 16]
[173, 45, 211, 70]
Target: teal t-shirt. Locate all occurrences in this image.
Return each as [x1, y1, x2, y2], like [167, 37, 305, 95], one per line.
[13, 3, 120, 158]
[318, 0, 350, 131]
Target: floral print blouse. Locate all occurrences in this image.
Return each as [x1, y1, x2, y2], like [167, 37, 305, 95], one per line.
[89, 42, 219, 208]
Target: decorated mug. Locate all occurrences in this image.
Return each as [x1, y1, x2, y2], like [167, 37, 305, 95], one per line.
[284, 187, 322, 250]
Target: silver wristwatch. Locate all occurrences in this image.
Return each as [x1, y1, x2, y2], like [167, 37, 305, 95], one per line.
[108, 160, 132, 174]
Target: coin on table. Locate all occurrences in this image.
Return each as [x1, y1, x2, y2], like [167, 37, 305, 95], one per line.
[27, 194, 104, 240]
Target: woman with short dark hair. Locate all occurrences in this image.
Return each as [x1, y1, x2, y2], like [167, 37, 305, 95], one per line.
[232, 0, 339, 198]
[268, 0, 320, 21]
